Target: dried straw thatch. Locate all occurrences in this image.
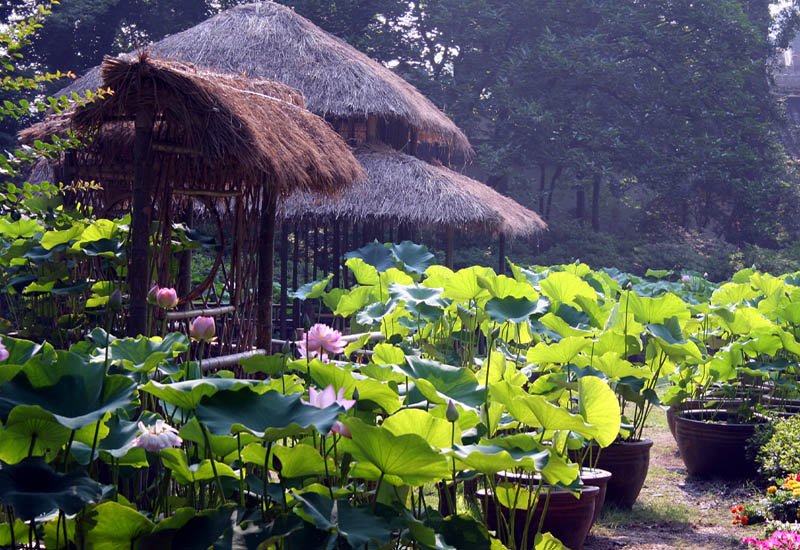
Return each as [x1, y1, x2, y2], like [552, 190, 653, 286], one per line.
[21, 53, 363, 196]
[57, 2, 471, 157]
[279, 145, 546, 238]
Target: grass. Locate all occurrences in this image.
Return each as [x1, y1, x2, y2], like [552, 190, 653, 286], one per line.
[596, 500, 692, 530]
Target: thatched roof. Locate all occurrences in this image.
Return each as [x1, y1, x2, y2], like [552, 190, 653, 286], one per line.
[56, 2, 471, 157]
[278, 146, 546, 237]
[21, 53, 363, 195]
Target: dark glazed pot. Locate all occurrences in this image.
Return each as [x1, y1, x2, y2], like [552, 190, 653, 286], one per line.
[478, 485, 599, 550]
[581, 468, 612, 524]
[674, 409, 758, 478]
[593, 439, 653, 509]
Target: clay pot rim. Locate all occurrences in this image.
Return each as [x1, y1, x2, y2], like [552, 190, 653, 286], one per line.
[676, 409, 767, 427]
[608, 438, 654, 447]
[477, 485, 600, 498]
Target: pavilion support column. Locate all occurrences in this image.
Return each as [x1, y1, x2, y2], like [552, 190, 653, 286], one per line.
[445, 227, 455, 269]
[498, 233, 507, 275]
[128, 104, 156, 337]
[333, 220, 341, 288]
[279, 225, 289, 340]
[257, 186, 277, 351]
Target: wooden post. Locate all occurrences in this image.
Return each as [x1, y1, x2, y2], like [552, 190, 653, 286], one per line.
[366, 115, 378, 143]
[177, 202, 193, 297]
[313, 226, 319, 280]
[445, 227, 455, 269]
[128, 102, 156, 337]
[303, 221, 310, 283]
[292, 221, 300, 329]
[498, 233, 507, 275]
[279, 225, 289, 340]
[333, 220, 341, 288]
[257, 186, 277, 351]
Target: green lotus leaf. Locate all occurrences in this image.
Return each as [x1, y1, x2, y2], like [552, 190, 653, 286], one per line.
[307, 360, 401, 414]
[401, 356, 484, 408]
[40, 224, 84, 250]
[539, 271, 597, 307]
[139, 378, 257, 411]
[0, 334, 54, 367]
[160, 448, 238, 485]
[711, 282, 758, 306]
[195, 387, 344, 438]
[239, 354, 285, 376]
[288, 274, 333, 301]
[382, 409, 460, 449]
[138, 505, 235, 550]
[535, 532, 566, 550]
[80, 237, 126, 258]
[645, 319, 703, 361]
[273, 444, 331, 478]
[389, 282, 446, 307]
[99, 333, 188, 373]
[0, 457, 103, 520]
[0, 351, 137, 430]
[452, 443, 549, 475]
[526, 336, 591, 365]
[390, 241, 435, 274]
[78, 501, 154, 550]
[577, 376, 621, 447]
[345, 240, 395, 273]
[292, 492, 396, 549]
[356, 300, 397, 326]
[179, 417, 259, 460]
[627, 292, 689, 324]
[477, 273, 539, 301]
[0, 405, 71, 463]
[0, 217, 40, 238]
[442, 266, 493, 304]
[485, 296, 543, 324]
[340, 417, 450, 486]
[335, 286, 378, 317]
[0, 519, 28, 547]
[372, 343, 406, 366]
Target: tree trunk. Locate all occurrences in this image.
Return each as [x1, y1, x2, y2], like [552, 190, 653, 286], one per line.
[545, 165, 562, 219]
[576, 185, 585, 224]
[592, 174, 601, 233]
[538, 165, 547, 213]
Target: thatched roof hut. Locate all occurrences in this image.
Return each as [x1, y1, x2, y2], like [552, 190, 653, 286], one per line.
[23, 53, 363, 196]
[280, 146, 545, 238]
[22, 53, 363, 348]
[57, 2, 471, 160]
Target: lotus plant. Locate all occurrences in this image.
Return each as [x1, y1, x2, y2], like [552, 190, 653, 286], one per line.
[296, 323, 345, 362]
[132, 419, 183, 452]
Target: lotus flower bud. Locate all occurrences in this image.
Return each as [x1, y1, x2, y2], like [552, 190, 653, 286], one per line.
[446, 399, 460, 423]
[146, 284, 159, 305]
[190, 316, 216, 342]
[681, 274, 691, 283]
[156, 287, 178, 310]
[108, 288, 123, 311]
[0, 337, 8, 363]
[352, 387, 360, 402]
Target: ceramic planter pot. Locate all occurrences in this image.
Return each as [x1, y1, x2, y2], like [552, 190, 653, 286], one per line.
[667, 398, 747, 438]
[478, 485, 599, 550]
[591, 440, 653, 509]
[674, 409, 759, 477]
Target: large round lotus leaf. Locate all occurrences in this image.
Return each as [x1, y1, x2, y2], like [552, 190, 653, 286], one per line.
[340, 417, 450, 486]
[345, 241, 395, 273]
[139, 378, 258, 411]
[400, 356, 483, 409]
[98, 333, 188, 373]
[195, 387, 344, 438]
[0, 335, 54, 367]
[577, 376, 621, 448]
[287, 274, 332, 301]
[389, 283, 446, 307]
[389, 241, 435, 274]
[79, 501, 154, 550]
[381, 409, 459, 449]
[0, 457, 103, 520]
[138, 505, 235, 550]
[485, 296, 542, 324]
[0, 351, 137, 430]
[0, 405, 71, 463]
[159, 448, 238, 485]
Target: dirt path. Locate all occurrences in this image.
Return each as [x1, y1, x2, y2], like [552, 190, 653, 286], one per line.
[584, 411, 764, 550]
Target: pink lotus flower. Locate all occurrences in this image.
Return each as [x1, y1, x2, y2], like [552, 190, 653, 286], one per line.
[681, 274, 691, 283]
[331, 421, 351, 438]
[0, 337, 8, 362]
[156, 287, 178, 310]
[132, 419, 182, 452]
[302, 385, 356, 411]
[190, 316, 216, 342]
[296, 323, 345, 362]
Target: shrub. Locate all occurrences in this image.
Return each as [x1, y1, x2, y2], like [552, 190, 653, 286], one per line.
[755, 416, 800, 480]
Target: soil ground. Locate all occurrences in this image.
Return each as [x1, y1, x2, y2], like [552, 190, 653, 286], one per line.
[584, 409, 764, 550]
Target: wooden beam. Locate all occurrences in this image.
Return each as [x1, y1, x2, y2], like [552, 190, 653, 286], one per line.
[166, 305, 235, 321]
[498, 233, 507, 275]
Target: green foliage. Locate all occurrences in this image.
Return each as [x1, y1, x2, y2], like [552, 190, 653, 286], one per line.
[754, 416, 800, 480]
